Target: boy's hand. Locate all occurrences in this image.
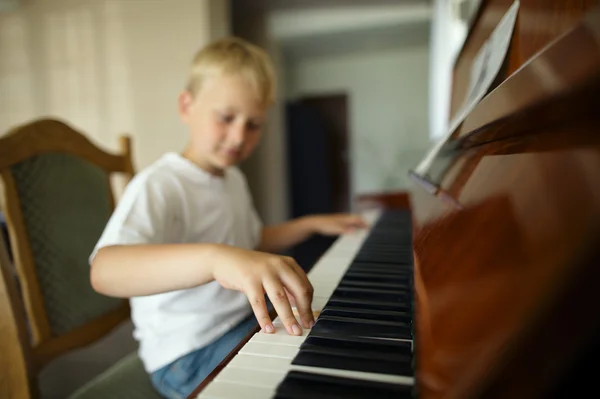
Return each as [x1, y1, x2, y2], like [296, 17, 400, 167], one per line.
[308, 213, 368, 236]
[209, 245, 314, 336]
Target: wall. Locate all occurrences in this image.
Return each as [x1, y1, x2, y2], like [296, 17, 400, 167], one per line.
[0, 0, 229, 171]
[288, 45, 432, 196]
[232, 1, 290, 225]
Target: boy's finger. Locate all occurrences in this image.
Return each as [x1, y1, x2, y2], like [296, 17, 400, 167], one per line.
[283, 256, 311, 287]
[349, 214, 368, 228]
[244, 283, 274, 333]
[281, 272, 314, 329]
[281, 258, 314, 328]
[263, 276, 302, 336]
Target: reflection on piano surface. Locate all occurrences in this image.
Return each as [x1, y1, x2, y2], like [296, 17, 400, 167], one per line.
[189, 1, 600, 398]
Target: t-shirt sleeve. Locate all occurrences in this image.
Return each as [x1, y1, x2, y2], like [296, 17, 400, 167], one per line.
[235, 167, 263, 249]
[89, 173, 174, 265]
[249, 205, 263, 249]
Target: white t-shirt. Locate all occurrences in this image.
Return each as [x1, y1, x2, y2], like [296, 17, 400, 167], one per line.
[90, 152, 262, 373]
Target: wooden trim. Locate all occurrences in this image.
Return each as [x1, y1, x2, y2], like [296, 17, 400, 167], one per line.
[0, 224, 37, 399]
[355, 190, 412, 210]
[0, 119, 127, 173]
[33, 302, 130, 369]
[1, 171, 52, 345]
[106, 173, 117, 213]
[119, 135, 135, 181]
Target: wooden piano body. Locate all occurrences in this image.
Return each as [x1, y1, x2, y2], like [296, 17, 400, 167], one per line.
[409, 1, 600, 397]
[191, 1, 600, 398]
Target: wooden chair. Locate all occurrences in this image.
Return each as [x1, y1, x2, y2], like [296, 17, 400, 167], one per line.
[0, 119, 162, 399]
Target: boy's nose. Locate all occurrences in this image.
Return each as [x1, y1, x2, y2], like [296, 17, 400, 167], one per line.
[229, 124, 247, 147]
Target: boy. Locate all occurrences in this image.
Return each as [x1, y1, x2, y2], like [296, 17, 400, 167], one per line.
[89, 37, 366, 399]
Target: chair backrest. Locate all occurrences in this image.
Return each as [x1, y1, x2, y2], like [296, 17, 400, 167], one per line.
[0, 118, 135, 398]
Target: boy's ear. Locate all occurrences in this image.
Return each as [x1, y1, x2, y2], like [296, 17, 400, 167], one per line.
[178, 91, 194, 122]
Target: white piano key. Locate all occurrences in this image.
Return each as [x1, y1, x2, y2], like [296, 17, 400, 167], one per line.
[197, 380, 274, 399]
[238, 342, 298, 359]
[214, 366, 286, 388]
[250, 331, 306, 346]
[309, 283, 337, 298]
[311, 295, 331, 311]
[308, 267, 348, 278]
[228, 353, 292, 372]
[311, 260, 351, 273]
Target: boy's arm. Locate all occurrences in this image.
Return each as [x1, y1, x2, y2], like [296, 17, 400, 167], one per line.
[257, 214, 368, 254]
[91, 243, 315, 335]
[90, 244, 217, 297]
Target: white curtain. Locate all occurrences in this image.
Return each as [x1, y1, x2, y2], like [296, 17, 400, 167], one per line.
[0, 0, 226, 169]
[428, 0, 470, 141]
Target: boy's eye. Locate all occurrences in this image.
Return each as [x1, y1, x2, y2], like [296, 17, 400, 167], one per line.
[247, 122, 262, 131]
[219, 114, 234, 124]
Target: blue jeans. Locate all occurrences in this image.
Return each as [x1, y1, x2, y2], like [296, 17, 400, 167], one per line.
[150, 313, 259, 399]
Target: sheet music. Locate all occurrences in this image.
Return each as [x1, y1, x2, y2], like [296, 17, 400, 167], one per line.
[413, 0, 520, 177]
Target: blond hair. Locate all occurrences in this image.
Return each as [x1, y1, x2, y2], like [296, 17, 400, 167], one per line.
[186, 36, 275, 106]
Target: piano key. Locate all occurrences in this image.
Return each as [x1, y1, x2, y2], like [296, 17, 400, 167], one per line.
[311, 295, 330, 311]
[310, 282, 340, 298]
[311, 315, 412, 340]
[250, 332, 307, 346]
[337, 279, 409, 290]
[301, 332, 412, 352]
[330, 286, 410, 302]
[346, 264, 413, 274]
[293, 341, 413, 375]
[214, 366, 286, 389]
[239, 342, 298, 359]
[326, 297, 411, 312]
[228, 353, 293, 373]
[197, 380, 275, 399]
[288, 364, 414, 386]
[274, 370, 413, 399]
[319, 307, 412, 323]
[343, 270, 411, 281]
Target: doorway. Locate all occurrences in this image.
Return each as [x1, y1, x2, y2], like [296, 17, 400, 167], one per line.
[285, 93, 351, 270]
[299, 94, 351, 213]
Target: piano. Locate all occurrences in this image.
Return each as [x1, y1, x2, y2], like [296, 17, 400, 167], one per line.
[189, 1, 600, 398]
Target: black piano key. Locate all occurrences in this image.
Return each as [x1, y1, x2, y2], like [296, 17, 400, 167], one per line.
[320, 306, 412, 324]
[345, 270, 411, 279]
[357, 245, 412, 251]
[354, 255, 412, 264]
[303, 331, 413, 352]
[327, 297, 411, 312]
[348, 262, 413, 272]
[358, 243, 412, 249]
[338, 279, 409, 290]
[331, 286, 410, 302]
[274, 371, 413, 399]
[344, 271, 410, 281]
[292, 349, 413, 376]
[311, 315, 412, 339]
[294, 334, 413, 372]
[344, 269, 411, 278]
[343, 271, 410, 284]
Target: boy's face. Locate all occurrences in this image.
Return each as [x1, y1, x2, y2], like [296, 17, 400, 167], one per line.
[178, 73, 266, 175]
